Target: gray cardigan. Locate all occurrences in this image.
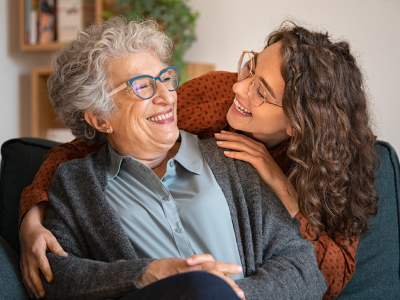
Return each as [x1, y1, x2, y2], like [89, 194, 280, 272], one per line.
[43, 138, 326, 300]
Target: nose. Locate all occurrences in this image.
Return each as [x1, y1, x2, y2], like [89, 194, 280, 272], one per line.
[152, 80, 175, 105]
[232, 78, 251, 102]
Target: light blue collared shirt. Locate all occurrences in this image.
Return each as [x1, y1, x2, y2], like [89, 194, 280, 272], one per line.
[106, 130, 243, 279]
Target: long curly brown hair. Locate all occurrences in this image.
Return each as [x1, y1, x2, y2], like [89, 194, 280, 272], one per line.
[266, 23, 379, 244]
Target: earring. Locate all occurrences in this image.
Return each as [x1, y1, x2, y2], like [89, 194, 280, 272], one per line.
[106, 128, 111, 133]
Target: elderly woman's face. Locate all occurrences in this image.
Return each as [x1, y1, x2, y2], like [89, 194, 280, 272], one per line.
[106, 52, 179, 157]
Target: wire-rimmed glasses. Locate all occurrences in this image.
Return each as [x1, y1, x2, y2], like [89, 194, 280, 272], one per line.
[237, 51, 282, 108]
[109, 66, 179, 100]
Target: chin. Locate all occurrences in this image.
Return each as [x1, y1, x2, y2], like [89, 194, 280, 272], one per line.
[226, 108, 242, 131]
[164, 126, 180, 143]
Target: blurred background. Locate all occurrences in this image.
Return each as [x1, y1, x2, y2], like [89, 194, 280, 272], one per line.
[0, 0, 399, 154]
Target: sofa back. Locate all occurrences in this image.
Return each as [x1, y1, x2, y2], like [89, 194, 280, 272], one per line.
[0, 138, 399, 299]
[0, 138, 60, 253]
[338, 141, 400, 299]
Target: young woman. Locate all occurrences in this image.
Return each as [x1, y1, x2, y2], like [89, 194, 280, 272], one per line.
[19, 23, 378, 299]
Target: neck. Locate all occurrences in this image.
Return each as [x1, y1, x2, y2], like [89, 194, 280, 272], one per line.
[149, 142, 180, 178]
[244, 131, 289, 149]
[108, 139, 181, 178]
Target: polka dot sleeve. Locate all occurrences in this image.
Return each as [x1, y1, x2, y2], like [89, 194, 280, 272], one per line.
[296, 212, 358, 299]
[176, 71, 237, 138]
[18, 140, 103, 225]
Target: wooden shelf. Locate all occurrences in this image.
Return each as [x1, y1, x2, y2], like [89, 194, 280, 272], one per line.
[20, 0, 103, 52]
[25, 1, 216, 140]
[31, 67, 65, 138]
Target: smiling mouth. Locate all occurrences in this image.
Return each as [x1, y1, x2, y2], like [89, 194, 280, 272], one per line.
[146, 111, 173, 121]
[233, 98, 252, 116]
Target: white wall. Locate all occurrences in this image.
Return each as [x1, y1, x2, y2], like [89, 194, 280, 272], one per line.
[185, 0, 400, 153]
[0, 0, 55, 150]
[1, 0, 399, 154]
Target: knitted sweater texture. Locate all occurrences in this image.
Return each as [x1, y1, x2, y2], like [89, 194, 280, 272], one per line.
[43, 138, 326, 300]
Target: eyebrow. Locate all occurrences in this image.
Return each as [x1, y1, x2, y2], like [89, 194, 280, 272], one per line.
[259, 76, 276, 100]
[253, 54, 277, 99]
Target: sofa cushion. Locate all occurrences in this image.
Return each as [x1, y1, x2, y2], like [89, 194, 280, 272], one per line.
[0, 138, 60, 254]
[0, 236, 30, 299]
[338, 141, 400, 299]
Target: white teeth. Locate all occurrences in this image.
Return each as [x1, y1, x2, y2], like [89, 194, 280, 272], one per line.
[147, 112, 173, 121]
[234, 98, 252, 115]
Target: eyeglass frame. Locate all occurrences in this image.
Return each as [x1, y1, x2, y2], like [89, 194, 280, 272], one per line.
[238, 50, 282, 108]
[108, 66, 179, 100]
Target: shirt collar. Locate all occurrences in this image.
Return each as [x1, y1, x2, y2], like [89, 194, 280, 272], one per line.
[107, 129, 203, 180]
[107, 143, 124, 179]
[173, 130, 203, 175]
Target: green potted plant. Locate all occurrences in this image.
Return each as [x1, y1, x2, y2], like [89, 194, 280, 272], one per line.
[104, 0, 199, 83]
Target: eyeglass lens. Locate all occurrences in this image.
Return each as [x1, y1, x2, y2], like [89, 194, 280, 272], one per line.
[248, 79, 267, 107]
[238, 52, 254, 81]
[131, 68, 179, 99]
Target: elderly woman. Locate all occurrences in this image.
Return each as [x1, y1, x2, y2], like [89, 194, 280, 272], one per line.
[17, 17, 325, 300]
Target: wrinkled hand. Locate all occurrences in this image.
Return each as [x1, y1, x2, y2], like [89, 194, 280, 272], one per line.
[136, 254, 244, 299]
[215, 131, 299, 217]
[19, 204, 67, 299]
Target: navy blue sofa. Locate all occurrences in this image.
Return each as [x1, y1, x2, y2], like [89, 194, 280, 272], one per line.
[0, 138, 399, 299]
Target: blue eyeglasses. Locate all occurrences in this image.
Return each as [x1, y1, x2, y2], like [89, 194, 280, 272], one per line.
[109, 66, 179, 100]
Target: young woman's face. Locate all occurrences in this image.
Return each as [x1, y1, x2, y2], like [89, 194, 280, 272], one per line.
[226, 42, 292, 148]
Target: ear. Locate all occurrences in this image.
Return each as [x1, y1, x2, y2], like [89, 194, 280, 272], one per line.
[286, 125, 295, 137]
[84, 110, 112, 134]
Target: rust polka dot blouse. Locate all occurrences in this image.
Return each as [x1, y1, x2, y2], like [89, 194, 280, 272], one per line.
[19, 71, 357, 299]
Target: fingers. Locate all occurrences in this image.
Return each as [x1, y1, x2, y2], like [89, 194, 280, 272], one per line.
[186, 253, 215, 265]
[37, 255, 52, 284]
[215, 131, 267, 153]
[39, 236, 67, 284]
[202, 261, 243, 275]
[208, 270, 245, 300]
[21, 255, 44, 299]
[46, 235, 68, 257]
[186, 255, 242, 275]
[21, 259, 35, 298]
[28, 264, 45, 299]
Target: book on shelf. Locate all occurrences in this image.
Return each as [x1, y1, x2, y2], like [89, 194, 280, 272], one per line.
[28, 0, 39, 44]
[24, 0, 94, 45]
[39, 0, 56, 44]
[57, 0, 95, 42]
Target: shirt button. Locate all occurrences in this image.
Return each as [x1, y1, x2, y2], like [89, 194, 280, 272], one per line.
[175, 228, 183, 233]
[169, 161, 174, 167]
[162, 196, 169, 201]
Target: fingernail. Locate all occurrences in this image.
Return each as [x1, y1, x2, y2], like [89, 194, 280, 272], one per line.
[216, 141, 223, 145]
[214, 133, 220, 136]
[46, 276, 51, 282]
[35, 294, 39, 299]
[237, 266, 243, 272]
[186, 258, 192, 263]
[221, 130, 226, 133]
[224, 151, 230, 155]
[237, 291, 244, 297]
[39, 291, 45, 298]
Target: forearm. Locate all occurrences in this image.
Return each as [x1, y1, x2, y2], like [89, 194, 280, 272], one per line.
[273, 178, 299, 217]
[43, 253, 154, 300]
[19, 202, 47, 231]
